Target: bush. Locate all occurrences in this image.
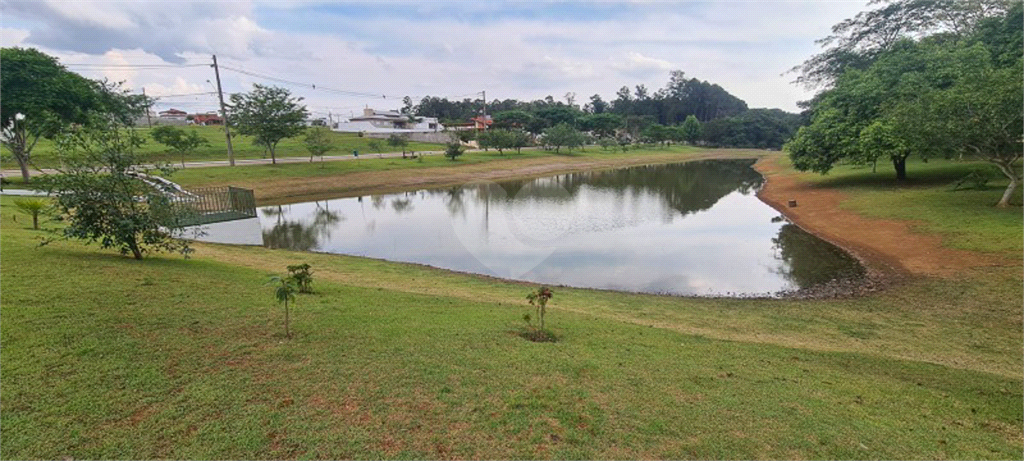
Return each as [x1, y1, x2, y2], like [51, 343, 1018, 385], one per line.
[444, 142, 464, 161]
[287, 263, 314, 293]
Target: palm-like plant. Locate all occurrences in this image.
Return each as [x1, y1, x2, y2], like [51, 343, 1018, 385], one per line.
[269, 276, 298, 338]
[13, 197, 49, 230]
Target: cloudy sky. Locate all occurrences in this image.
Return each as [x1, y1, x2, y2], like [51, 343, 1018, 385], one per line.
[1, 1, 868, 119]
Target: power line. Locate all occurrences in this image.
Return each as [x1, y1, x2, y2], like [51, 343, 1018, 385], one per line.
[65, 63, 208, 69]
[219, 64, 402, 100]
[152, 91, 218, 98]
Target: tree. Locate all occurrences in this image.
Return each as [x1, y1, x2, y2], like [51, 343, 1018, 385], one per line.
[444, 141, 464, 161]
[585, 94, 609, 114]
[921, 44, 1022, 206]
[229, 84, 308, 164]
[303, 127, 335, 163]
[387, 134, 409, 158]
[150, 125, 209, 167]
[509, 129, 532, 154]
[492, 110, 534, 129]
[1, 48, 147, 182]
[542, 123, 586, 154]
[580, 113, 622, 139]
[479, 128, 522, 155]
[269, 275, 298, 339]
[526, 287, 554, 330]
[13, 197, 49, 230]
[680, 115, 702, 144]
[37, 117, 194, 260]
[789, 0, 1014, 89]
[789, 3, 1022, 186]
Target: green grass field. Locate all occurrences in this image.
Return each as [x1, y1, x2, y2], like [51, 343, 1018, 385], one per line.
[1, 125, 442, 168]
[1, 154, 1021, 459]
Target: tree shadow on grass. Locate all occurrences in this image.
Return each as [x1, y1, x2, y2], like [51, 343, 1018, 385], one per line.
[807, 162, 1005, 191]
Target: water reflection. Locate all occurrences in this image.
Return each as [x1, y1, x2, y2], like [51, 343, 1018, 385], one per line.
[771, 223, 866, 288]
[197, 160, 865, 296]
[261, 202, 346, 250]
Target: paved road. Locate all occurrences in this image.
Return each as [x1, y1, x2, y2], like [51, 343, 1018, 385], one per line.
[0, 149, 458, 179]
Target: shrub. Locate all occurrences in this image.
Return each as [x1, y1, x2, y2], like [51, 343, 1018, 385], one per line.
[287, 263, 314, 293]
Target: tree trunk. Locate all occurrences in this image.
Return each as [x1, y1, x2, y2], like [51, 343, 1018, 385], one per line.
[31, 213, 38, 230]
[129, 242, 143, 260]
[892, 156, 907, 181]
[270, 146, 277, 165]
[17, 156, 31, 183]
[993, 160, 1022, 208]
[285, 300, 291, 338]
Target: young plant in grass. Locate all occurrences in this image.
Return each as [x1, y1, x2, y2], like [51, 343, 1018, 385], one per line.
[521, 286, 557, 342]
[269, 275, 298, 339]
[12, 197, 49, 229]
[287, 263, 314, 294]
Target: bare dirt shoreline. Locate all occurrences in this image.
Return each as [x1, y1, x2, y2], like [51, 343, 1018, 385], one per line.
[753, 154, 1008, 279]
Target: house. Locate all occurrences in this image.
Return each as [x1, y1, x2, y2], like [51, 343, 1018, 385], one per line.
[470, 114, 493, 130]
[191, 113, 223, 126]
[158, 108, 188, 120]
[333, 108, 443, 134]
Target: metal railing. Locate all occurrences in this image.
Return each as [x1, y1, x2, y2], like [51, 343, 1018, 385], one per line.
[174, 186, 256, 226]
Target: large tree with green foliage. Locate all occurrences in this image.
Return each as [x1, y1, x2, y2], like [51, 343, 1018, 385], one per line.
[680, 115, 702, 145]
[38, 117, 194, 260]
[787, 1, 1021, 191]
[228, 84, 308, 164]
[1, 48, 148, 182]
[542, 123, 586, 154]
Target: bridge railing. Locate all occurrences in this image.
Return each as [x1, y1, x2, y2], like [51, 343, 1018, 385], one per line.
[174, 186, 256, 226]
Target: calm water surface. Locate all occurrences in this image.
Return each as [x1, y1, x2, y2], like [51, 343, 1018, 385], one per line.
[196, 160, 864, 296]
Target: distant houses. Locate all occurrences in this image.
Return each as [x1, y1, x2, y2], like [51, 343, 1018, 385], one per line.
[332, 108, 448, 143]
[158, 108, 188, 121]
[191, 113, 223, 126]
[333, 108, 443, 133]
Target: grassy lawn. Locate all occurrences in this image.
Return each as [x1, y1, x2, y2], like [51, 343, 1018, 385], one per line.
[0, 125, 442, 169]
[1, 154, 1021, 459]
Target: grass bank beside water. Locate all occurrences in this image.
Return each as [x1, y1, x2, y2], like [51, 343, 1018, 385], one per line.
[1, 125, 441, 169]
[1, 149, 1020, 459]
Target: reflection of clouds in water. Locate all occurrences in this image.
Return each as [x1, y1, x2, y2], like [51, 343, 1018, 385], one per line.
[195, 161, 862, 296]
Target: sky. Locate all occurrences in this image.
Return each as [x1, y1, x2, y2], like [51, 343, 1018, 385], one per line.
[0, 1, 869, 119]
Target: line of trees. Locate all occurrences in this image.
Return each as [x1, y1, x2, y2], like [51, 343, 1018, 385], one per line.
[409, 71, 802, 150]
[786, 0, 1022, 206]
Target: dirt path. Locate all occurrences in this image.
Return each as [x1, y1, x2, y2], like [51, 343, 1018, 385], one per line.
[754, 155, 1006, 279]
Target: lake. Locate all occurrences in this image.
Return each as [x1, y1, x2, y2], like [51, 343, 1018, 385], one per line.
[194, 159, 865, 296]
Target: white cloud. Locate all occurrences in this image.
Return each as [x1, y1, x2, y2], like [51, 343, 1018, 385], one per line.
[2, 1, 873, 113]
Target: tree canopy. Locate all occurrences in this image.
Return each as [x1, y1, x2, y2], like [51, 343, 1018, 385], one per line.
[786, 1, 1022, 205]
[1, 47, 149, 181]
[38, 117, 194, 259]
[228, 84, 308, 164]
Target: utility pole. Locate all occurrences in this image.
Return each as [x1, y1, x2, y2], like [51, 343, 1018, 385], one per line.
[482, 90, 487, 117]
[142, 87, 152, 128]
[211, 55, 235, 166]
